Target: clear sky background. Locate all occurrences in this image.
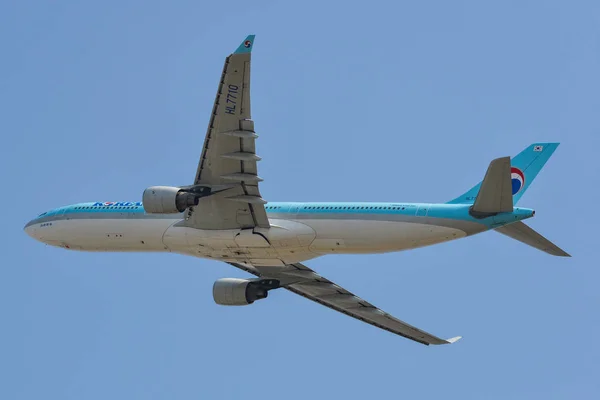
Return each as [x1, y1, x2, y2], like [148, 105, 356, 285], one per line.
[1, 1, 599, 399]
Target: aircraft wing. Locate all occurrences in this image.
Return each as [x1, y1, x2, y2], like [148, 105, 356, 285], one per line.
[188, 35, 269, 230]
[228, 261, 461, 346]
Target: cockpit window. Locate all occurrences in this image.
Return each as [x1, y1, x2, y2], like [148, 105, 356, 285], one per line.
[38, 212, 47, 217]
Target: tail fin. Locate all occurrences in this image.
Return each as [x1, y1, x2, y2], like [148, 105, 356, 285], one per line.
[448, 143, 560, 205]
[495, 221, 570, 257]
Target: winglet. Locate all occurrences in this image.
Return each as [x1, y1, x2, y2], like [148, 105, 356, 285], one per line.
[234, 35, 256, 54]
[445, 336, 462, 344]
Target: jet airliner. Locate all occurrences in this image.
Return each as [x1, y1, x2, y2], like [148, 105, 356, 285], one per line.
[24, 35, 569, 346]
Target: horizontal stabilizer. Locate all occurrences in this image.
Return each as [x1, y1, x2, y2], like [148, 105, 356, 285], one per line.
[495, 221, 570, 257]
[471, 157, 513, 215]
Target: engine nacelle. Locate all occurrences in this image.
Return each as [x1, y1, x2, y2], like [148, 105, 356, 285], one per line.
[213, 278, 270, 306]
[142, 186, 198, 214]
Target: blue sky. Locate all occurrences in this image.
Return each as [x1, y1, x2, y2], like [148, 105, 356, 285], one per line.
[2, 1, 599, 398]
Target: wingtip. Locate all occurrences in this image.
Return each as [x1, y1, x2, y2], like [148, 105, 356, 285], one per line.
[445, 336, 462, 344]
[233, 35, 256, 54]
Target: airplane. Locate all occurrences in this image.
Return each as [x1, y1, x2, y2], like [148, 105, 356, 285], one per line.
[24, 35, 570, 346]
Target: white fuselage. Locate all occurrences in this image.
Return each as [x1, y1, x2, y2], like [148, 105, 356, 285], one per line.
[26, 203, 485, 265]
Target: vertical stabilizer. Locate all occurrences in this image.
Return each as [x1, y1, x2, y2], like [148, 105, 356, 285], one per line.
[448, 143, 559, 205]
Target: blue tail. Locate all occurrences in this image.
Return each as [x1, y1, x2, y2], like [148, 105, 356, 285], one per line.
[447, 143, 560, 205]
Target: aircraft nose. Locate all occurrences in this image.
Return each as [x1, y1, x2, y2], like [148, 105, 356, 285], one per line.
[24, 219, 39, 241]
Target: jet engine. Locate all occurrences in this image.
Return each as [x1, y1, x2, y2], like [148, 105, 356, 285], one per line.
[142, 186, 199, 214]
[213, 278, 280, 306]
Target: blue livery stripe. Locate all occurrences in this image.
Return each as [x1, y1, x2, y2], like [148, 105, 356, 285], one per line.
[39, 201, 532, 229]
